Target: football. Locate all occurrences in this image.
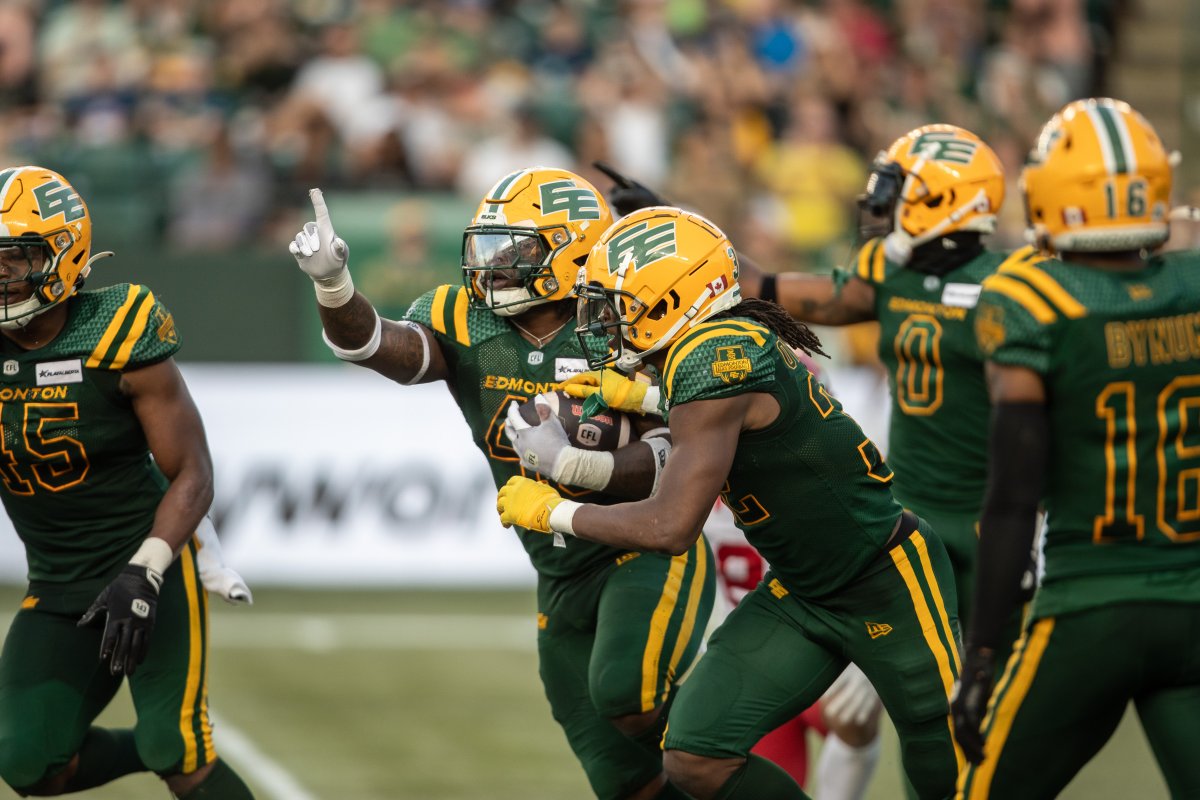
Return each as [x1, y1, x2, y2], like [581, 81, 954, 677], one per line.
[516, 390, 634, 451]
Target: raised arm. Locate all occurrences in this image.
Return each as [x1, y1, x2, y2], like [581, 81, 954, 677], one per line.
[291, 188, 450, 385]
[738, 252, 877, 326]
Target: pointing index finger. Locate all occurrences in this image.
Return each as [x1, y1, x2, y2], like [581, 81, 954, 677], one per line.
[309, 188, 330, 227]
[592, 161, 632, 189]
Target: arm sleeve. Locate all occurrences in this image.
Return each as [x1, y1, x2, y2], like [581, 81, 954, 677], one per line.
[967, 401, 1048, 650]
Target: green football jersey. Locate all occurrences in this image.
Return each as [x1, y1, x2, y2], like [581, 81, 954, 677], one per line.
[404, 285, 629, 578]
[976, 249, 1200, 618]
[1, 284, 180, 589]
[661, 316, 903, 597]
[847, 239, 1042, 513]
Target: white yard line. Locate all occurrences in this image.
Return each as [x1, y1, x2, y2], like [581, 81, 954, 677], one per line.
[210, 710, 321, 800]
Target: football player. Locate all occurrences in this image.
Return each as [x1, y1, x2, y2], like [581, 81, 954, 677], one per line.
[601, 128, 1021, 632]
[498, 207, 962, 800]
[290, 168, 714, 800]
[0, 166, 255, 798]
[952, 98, 1200, 798]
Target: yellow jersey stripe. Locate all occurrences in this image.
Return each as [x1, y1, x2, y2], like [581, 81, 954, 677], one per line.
[855, 240, 875, 280]
[999, 262, 1086, 319]
[430, 285, 452, 336]
[871, 241, 886, 283]
[981, 275, 1058, 325]
[996, 245, 1039, 269]
[963, 618, 1055, 799]
[179, 544, 204, 773]
[640, 552, 688, 712]
[87, 285, 141, 368]
[662, 539, 709, 697]
[452, 287, 471, 346]
[664, 324, 768, 398]
[108, 291, 157, 370]
[890, 541, 962, 771]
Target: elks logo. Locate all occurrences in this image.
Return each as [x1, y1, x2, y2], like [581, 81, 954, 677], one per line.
[154, 307, 178, 345]
[974, 303, 1006, 356]
[606, 220, 676, 275]
[711, 344, 752, 384]
[539, 180, 602, 221]
[909, 131, 978, 165]
[866, 621, 893, 639]
[32, 179, 85, 223]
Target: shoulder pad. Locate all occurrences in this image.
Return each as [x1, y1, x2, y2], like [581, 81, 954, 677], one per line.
[78, 284, 180, 370]
[981, 250, 1086, 326]
[851, 238, 897, 286]
[402, 285, 508, 348]
[662, 318, 776, 405]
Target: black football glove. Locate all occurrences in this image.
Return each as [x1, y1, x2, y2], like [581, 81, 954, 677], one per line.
[79, 563, 163, 676]
[950, 646, 996, 765]
[593, 161, 669, 217]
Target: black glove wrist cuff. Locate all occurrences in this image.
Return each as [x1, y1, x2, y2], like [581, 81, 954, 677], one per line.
[759, 274, 777, 304]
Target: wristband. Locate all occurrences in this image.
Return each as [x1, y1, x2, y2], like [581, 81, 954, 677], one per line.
[313, 268, 355, 308]
[322, 311, 382, 362]
[642, 436, 672, 496]
[399, 321, 431, 384]
[549, 500, 582, 535]
[759, 274, 778, 304]
[639, 386, 662, 415]
[129, 537, 173, 576]
[553, 447, 615, 491]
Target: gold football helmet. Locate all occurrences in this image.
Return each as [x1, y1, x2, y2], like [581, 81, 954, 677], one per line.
[859, 124, 1005, 264]
[462, 167, 612, 317]
[1021, 98, 1171, 253]
[0, 166, 104, 329]
[575, 206, 740, 371]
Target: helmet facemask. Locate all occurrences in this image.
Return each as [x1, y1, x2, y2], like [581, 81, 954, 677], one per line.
[0, 233, 73, 330]
[461, 224, 566, 317]
[462, 167, 613, 318]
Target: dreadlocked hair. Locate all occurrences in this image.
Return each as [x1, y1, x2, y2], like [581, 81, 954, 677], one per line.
[712, 298, 828, 358]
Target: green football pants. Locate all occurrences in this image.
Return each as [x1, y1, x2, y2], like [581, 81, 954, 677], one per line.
[665, 524, 963, 800]
[956, 602, 1200, 800]
[0, 539, 215, 790]
[538, 536, 715, 800]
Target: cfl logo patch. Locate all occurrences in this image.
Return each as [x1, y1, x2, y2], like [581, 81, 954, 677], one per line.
[132, 599, 151, 619]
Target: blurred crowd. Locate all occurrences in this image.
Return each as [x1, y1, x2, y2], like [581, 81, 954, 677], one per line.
[0, 0, 1119, 266]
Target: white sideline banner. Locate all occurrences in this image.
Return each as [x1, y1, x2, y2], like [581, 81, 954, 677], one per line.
[0, 364, 890, 587]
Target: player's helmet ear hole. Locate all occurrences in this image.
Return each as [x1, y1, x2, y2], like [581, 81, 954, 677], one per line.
[573, 254, 588, 266]
[925, 194, 945, 208]
[668, 289, 680, 310]
[648, 299, 669, 321]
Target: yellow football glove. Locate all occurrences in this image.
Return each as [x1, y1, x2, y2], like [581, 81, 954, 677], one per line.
[558, 370, 661, 416]
[497, 476, 567, 534]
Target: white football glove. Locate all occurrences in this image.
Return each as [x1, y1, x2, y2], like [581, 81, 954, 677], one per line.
[194, 516, 252, 606]
[505, 397, 571, 480]
[289, 188, 353, 307]
[821, 663, 880, 727]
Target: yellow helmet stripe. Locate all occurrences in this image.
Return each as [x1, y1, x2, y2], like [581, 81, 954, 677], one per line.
[981, 274, 1057, 325]
[484, 169, 529, 213]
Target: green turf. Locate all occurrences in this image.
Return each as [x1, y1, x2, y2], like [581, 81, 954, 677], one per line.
[0, 586, 1170, 799]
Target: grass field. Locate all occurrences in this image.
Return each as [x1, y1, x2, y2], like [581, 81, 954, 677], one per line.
[0, 585, 1169, 799]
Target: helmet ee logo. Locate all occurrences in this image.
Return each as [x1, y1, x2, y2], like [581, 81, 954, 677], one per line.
[607, 220, 676, 274]
[539, 181, 602, 221]
[909, 132, 978, 165]
[32, 180, 86, 223]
